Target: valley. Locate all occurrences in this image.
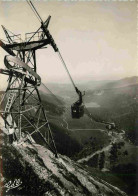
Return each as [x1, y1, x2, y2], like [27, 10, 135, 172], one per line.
[45, 76, 138, 196]
[0, 76, 138, 196]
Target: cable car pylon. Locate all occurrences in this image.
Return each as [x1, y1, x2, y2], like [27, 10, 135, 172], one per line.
[0, 6, 59, 157]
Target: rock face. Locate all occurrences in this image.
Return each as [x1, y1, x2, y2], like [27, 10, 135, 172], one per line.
[1, 140, 127, 196]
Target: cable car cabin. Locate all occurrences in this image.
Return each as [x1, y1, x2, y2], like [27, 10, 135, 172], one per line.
[71, 103, 84, 119]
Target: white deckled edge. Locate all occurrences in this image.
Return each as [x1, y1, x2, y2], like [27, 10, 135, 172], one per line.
[0, 0, 137, 2]
[137, 1, 138, 73]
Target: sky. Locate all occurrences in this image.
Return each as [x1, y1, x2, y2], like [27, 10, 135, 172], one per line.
[0, 1, 137, 90]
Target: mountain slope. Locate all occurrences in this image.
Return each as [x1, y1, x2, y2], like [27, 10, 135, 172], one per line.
[97, 76, 138, 90]
[1, 138, 128, 196]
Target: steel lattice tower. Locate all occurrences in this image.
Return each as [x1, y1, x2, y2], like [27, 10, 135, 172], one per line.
[0, 17, 58, 156]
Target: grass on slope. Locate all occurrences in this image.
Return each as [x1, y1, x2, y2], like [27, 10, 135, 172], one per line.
[85, 166, 137, 196]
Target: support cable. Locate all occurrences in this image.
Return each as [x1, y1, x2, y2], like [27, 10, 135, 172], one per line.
[26, 0, 42, 23]
[40, 82, 72, 120]
[29, 0, 43, 22]
[26, 0, 79, 95]
[58, 51, 77, 91]
[41, 82, 72, 116]
[41, 83, 63, 106]
[83, 103, 102, 123]
[83, 101, 117, 130]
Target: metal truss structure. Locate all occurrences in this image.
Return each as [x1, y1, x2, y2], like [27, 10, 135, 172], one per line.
[0, 16, 58, 156]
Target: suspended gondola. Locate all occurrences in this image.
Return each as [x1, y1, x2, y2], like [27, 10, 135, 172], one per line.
[71, 87, 85, 119]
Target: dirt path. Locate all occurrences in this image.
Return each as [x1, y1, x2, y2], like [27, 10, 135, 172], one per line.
[77, 131, 124, 163]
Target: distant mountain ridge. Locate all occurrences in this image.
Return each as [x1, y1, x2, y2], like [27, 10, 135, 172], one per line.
[45, 76, 138, 96]
[96, 76, 138, 90]
[1, 76, 138, 98]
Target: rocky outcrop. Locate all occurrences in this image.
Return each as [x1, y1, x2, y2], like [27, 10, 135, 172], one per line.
[1, 140, 127, 196]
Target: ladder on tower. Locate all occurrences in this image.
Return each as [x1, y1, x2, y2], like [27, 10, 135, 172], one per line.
[5, 92, 16, 113]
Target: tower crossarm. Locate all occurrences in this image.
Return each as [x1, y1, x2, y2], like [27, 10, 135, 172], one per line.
[4, 55, 41, 85]
[5, 39, 50, 51]
[0, 68, 37, 85]
[0, 68, 12, 76]
[0, 40, 16, 56]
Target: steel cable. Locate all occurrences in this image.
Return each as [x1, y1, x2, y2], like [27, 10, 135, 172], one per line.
[26, 0, 42, 23]
[58, 51, 77, 91]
